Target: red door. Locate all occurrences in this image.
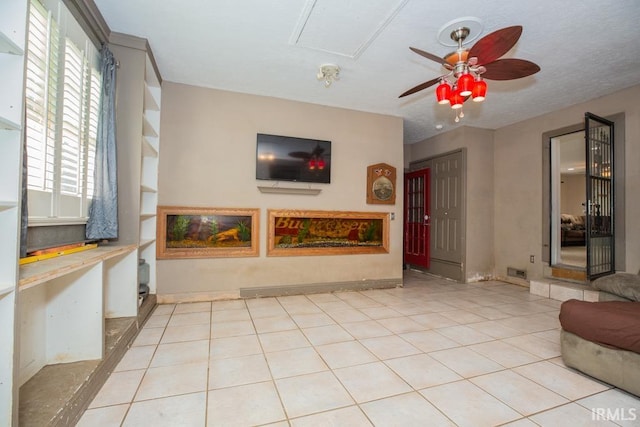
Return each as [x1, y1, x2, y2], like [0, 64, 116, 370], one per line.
[404, 169, 430, 268]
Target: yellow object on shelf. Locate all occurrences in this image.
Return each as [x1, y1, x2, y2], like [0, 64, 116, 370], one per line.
[19, 243, 99, 265]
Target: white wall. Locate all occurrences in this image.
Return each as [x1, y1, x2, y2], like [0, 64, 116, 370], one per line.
[157, 82, 405, 300]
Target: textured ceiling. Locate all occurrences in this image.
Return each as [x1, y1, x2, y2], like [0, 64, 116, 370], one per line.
[93, 0, 640, 144]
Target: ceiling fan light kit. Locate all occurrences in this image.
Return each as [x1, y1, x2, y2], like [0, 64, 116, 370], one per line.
[457, 73, 474, 96]
[471, 79, 487, 102]
[435, 81, 451, 104]
[449, 89, 464, 110]
[400, 20, 540, 120]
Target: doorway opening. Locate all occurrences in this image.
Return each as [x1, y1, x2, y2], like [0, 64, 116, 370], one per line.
[551, 131, 586, 270]
[406, 149, 466, 282]
[544, 112, 621, 283]
[404, 168, 430, 269]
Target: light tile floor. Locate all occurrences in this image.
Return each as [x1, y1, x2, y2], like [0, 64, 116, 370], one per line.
[78, 271, 640, 426]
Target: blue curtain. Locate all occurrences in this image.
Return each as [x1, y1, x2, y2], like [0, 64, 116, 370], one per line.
[20, 118, 28, 258]
[86, 45, 118, 240]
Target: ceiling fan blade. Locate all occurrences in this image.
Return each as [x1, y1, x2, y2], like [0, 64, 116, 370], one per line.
[409, 47, 444, 65]
[481, 58, 540, 81]
[399, 77, 441, 98]
[469, 26, 523, 65]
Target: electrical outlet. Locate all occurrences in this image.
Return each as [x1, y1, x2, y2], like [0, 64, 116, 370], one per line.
[530, 255, 535, 263]
[390, 213, 395, 220]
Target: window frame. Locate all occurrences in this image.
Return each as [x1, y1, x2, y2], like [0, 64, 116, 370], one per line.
[25, 0, 101, 225]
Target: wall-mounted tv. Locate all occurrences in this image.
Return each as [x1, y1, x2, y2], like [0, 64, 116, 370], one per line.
[256, 133, 331, 184]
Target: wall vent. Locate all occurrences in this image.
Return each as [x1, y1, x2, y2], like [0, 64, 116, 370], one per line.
[507, 267, 527, 280]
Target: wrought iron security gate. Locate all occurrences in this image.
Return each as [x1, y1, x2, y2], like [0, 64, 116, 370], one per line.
[585, 113, 614, 280]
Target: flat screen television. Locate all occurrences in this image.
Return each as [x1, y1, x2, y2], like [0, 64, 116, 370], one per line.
[256, 133, 331, 184]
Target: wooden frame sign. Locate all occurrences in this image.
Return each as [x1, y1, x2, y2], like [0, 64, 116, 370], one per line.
[268, 209, 389, 256]
[157, 206, 259, 259]
[367, 163, 396, 205]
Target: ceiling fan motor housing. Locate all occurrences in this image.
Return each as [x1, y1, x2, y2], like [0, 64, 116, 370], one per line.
[445, 27, 472, 75]
[451, 27, 470, 43]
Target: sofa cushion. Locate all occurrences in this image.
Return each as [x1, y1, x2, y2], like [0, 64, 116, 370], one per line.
[559, 299, 640, 353]
[592, 273, 640, 301]
[560, 214, 585, 230]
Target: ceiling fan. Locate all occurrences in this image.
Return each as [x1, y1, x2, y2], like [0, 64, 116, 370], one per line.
[399, 25, 540, 107]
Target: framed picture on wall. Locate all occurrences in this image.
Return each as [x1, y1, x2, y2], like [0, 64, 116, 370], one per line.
[366, 163, 396, 205]
[157, 206, 259, 259]
[267, 209, 389, 256]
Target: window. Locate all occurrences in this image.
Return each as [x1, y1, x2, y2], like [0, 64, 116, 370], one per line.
[25, 0, 101, 224]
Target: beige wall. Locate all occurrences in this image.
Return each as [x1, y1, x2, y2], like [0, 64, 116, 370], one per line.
[407, 126, 495, 282]
[407, 85, 640, 283]
[111, 41, 146, 246]
[157, 82, 405, 299]
[494, 85, 640, 280]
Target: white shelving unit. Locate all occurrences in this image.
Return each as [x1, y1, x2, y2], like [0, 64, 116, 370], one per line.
[0, 115, 21, 131]
[0, 6, 163, 424]
[0, 12, 158, 424]
[0, 2, 27, 423]
[18, 244, 138, 385]
[139, 53, 161, 295]
[0, 1, 27, 424]
[0, 31, 23, 55]
[5, 15, 141, 416]
[110, 34, 161, 299]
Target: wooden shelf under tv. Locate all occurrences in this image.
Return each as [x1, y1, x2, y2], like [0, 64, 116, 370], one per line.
[257, 186, 322, 195]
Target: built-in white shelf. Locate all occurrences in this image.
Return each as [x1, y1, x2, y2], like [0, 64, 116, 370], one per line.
[142, 115, 158, 137]
[0, 2, 27, 424]
[142, 136, 158, 157]
[140, 184, 157, 193]
[19, 244, 137, 291]
[0, 115, 21, 130]
[139, 238, 156, 249]
[0, 201, 17, 211]
[18, 244, 138, 389]
[257, 186, 322, 195]
[0, 283, 14, 297]
[0, 31, 23, 55]
[144, 83, 160, 111]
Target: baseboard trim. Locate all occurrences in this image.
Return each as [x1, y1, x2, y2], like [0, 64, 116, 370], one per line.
[157, 290, 241, 304]
[421, 258, 463, 282]
[495, 275, 530, 288]
[155, 278, 404, 303]
[240, 278, 403, 298]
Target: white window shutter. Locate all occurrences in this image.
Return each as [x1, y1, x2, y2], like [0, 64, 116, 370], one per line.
[25, 0, 101, 221]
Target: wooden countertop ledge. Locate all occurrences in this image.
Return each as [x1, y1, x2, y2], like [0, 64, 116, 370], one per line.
[19, 244, 137, 291]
